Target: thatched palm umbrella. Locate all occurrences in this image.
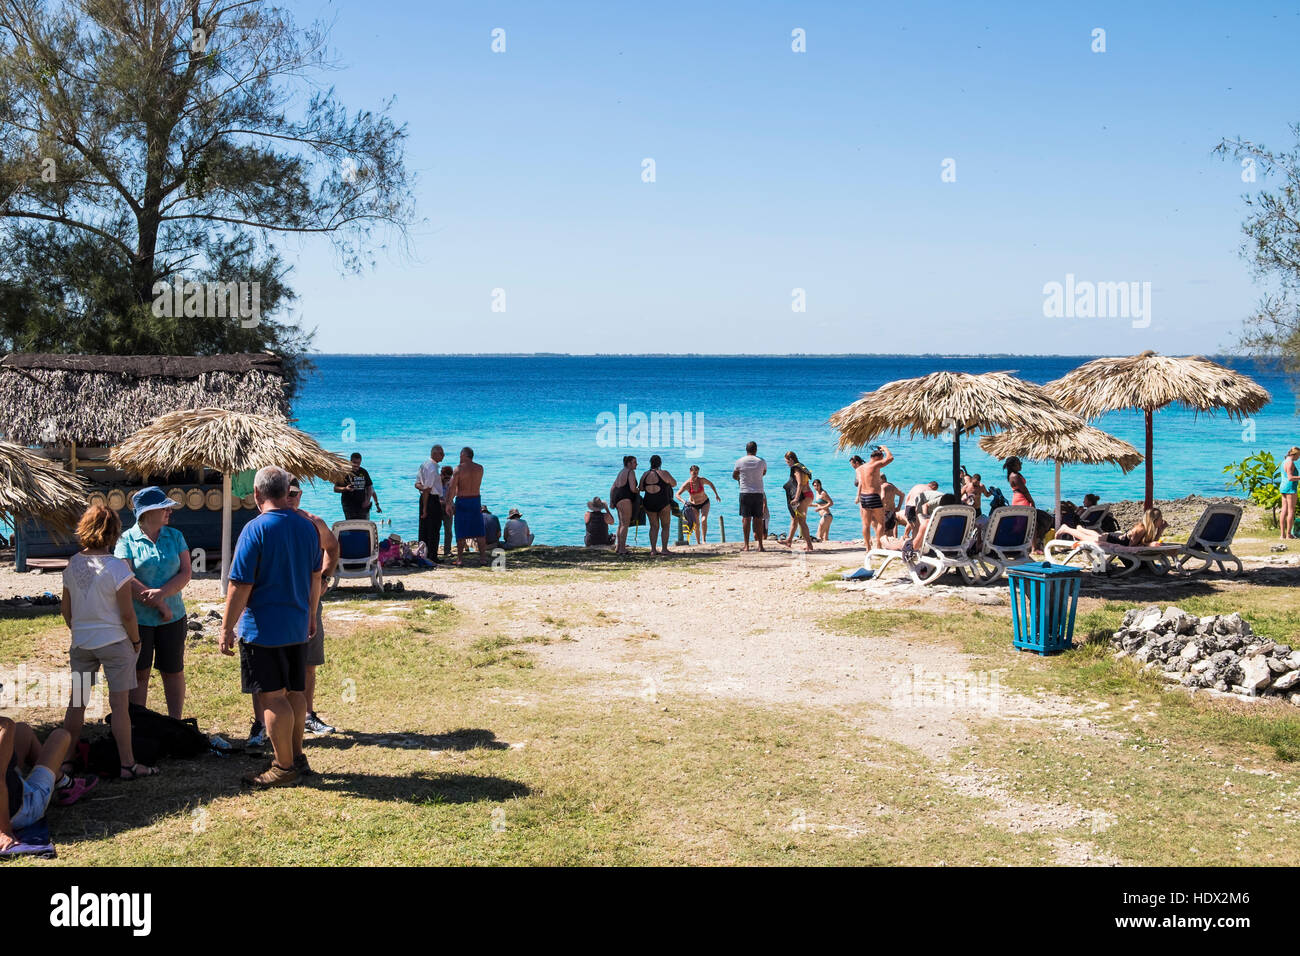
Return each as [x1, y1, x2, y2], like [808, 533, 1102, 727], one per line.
[0, 440, 88, 533]
[109, 409, 349, 590]
[829, 371, 1075, 493]
[1045, 352, 1270, 510]
[979, 422, 1143, 527]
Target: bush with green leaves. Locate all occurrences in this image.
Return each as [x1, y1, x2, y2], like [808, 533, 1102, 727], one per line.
[1224, 451, 1281, 527]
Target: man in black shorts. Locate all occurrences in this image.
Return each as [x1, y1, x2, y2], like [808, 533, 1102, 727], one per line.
[221, 466, 323, 789]
[732, 441, 768, 551]
[853, 445, 894, 549]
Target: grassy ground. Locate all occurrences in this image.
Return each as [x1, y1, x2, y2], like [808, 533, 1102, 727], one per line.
[822, 581, 1300, 863]
[4, 536, 1300, 865]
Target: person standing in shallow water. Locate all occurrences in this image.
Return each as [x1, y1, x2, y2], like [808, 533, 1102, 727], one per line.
[639, 455, 677, 556]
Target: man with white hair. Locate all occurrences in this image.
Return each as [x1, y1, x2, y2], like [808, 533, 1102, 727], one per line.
[220, 466, 322, 788]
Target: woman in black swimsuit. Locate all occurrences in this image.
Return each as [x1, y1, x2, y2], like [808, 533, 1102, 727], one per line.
[638, 454, 676, 556]
[779, 451, 815, 551]
[609, 455, 639, 555]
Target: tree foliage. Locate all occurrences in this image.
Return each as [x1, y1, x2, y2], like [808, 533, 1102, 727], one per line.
[1216, 125, 1300, 393]
[0, 0, 416, 393]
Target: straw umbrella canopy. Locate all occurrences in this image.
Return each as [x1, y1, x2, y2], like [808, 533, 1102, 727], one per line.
[1044, 352, 1270, 510]
[109, 409, 350, 590]
[979, 421, 1143, 527]
[0, 440, 88, 532]
[829, 371, 1076, 494]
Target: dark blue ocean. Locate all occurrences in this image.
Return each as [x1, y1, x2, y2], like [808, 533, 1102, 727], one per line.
[291, 355, 1298, 545]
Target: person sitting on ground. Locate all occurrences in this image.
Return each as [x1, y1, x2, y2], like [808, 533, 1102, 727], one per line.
[481, 505, 502, 550]
[60, 504, 156, 782]
[584, 498, 616, 546]
[1, 718, 92, 854]
[503, 508, 534, 548]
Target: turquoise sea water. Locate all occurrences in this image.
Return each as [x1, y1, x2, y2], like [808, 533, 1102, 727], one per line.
[291, 355, 1298, 546]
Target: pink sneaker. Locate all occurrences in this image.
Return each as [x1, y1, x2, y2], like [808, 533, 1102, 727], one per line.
[54, 775, 100, 806]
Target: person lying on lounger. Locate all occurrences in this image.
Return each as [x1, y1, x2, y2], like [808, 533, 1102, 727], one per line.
[1055, 507, 1166, 548]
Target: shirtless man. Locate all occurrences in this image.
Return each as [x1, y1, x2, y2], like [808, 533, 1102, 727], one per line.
[853, 445, 894, 548]
[444, 447, 488, 566]
[880, 473, 904, 536]
[903, 480, 941, 541]
[249, 478, 341, 750]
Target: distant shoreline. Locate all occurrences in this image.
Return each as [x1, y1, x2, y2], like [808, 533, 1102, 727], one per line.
[305, 352, 1272, 361]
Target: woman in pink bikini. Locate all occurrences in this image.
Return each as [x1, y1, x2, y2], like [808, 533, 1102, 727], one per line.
[676, 465, 720, 544]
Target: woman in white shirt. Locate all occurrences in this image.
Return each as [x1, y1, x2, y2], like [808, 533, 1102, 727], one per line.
[61, 505, 158, 780]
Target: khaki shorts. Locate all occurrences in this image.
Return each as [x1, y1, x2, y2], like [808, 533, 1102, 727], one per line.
[306, 600, 325, 667]
[70, 639, 138, 694]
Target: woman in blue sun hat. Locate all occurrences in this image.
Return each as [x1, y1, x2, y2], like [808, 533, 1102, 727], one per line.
[114, 486, 193, 718]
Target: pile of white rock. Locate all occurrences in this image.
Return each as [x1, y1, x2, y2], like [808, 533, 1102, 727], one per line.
[1111, 605, 1300, 704]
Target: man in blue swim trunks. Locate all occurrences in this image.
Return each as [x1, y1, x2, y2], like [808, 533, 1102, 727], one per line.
[444, 447, 488, 566]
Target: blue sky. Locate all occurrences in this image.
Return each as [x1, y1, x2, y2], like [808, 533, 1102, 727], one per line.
[280, 0, 1300, 355]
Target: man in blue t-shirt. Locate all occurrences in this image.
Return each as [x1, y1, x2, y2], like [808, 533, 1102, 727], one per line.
[220, 466, 323, 789]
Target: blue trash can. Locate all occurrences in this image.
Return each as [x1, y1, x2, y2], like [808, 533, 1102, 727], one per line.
[1006, 561, 1082, 656]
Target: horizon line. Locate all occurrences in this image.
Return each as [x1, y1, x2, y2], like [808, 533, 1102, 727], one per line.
[305, 350, 1259, 359]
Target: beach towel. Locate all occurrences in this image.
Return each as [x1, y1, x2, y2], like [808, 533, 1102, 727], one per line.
[453, 496, 486, 539]
[0, 817, 56, 860]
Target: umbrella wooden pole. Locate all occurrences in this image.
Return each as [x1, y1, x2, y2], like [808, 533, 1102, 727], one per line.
[1054, 461, 1062, 529]
[221, 471, 232, 594]
[1144, 408, 1154, 512]
[952, 427, 962, 495]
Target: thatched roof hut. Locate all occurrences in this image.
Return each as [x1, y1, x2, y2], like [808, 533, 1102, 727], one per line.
[109, 408, 349, 483]
[110, 408, 349, 589]
[1044, 351, 1270, 508]
[979, 422, 1143, 526]
[0, 440, 87, 532]
[978, 423, 1144, 472]
[0, 353, 287, 447]
[829, 371, 1076, 493]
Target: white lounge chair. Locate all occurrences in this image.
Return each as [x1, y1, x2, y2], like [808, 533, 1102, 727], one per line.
[1077, 505, 1112, 530]
[970, 506, 1036, 584]
[330, 520, 383, 593]
[1175, 504, 1244, 577]
[1045, 534, 1180, 576]
[865, 504, 980, 586]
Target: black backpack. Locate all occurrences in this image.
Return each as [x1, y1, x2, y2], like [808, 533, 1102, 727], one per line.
[88, 704, 209, 775]
[986, 486, 1008, 512]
